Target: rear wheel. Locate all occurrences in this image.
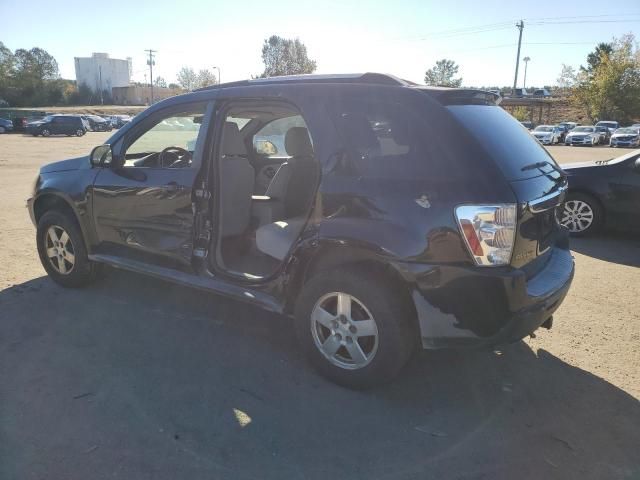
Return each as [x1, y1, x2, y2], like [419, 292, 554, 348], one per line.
[75, 129, 84, 137]
[41, 129, 50, 137]
[37, 211, 102, 287]
[560, 193, 602, 236]
[295, 267, 415, 389]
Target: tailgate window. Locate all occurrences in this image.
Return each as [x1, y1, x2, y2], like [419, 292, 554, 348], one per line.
[447, 105, 558, 181]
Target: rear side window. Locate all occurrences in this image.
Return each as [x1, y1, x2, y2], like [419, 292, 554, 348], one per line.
[329, 100, 467, 180]
[447, 105, 557, 180]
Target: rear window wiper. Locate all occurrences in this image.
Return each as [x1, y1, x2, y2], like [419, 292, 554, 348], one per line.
[521, 160, 566, 183]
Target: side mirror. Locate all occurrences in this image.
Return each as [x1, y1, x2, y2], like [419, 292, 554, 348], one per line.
[90, 144, 112, 167]
[255, 139, 278, 156]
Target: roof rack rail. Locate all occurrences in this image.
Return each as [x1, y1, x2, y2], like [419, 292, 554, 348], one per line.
[194, 73, 410, 92]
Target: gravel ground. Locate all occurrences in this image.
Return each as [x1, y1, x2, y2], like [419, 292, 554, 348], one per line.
[0, 132, 638, 480]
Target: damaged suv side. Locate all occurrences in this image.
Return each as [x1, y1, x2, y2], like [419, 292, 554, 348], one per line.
[28, 74, 574, 388]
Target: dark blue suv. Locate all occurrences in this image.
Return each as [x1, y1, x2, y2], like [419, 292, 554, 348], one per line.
[27, 73, 574, 388]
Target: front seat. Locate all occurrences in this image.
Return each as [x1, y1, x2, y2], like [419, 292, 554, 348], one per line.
[219, 122, 255, 237]
[255, 127, 318, 260]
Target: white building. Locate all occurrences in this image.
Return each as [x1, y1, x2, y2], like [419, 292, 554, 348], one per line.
[74, 53, 131, 93]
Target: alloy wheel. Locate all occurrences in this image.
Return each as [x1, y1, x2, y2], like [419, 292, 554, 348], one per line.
[561, 200, 594, 233]
[42, 129, 50, 137]
[45, 225, 75, 274]
[310, 292, 379, 370]
[76, 129, 84, 136]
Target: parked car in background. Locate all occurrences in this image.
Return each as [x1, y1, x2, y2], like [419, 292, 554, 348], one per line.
[531, 125, 562, 144]
[595, 125, 611, 144]
[513, 88, 529, 97]
[561, 150, 640, 235]
[520, 120, 534, 130]
[565, 126, 600, 146]
[559, 121, 579, 131]
[533, 88, 551, 97]
[108, 115, 132, 129]
[609, 127, 640, 148]
[595, 120, 619, 134]
[85, 115, 113, 132]
[631, 123, 640, 129]
[26, 114, 88, 137]
[555, 124, 569, 142]
[0, 117, 14, 133]
[26, 73, 574, 388]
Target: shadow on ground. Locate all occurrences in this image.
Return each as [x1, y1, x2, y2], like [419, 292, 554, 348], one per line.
[571, 231, 640, 267]
[1, 270, 638, 480]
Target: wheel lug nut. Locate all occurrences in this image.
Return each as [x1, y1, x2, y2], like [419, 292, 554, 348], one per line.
[340, 315, 347, 324]
[335, 333, 342, 341]
[349, 326, 357, 334]
[346, 336, 353, 344]
[331, 320, 338, 328]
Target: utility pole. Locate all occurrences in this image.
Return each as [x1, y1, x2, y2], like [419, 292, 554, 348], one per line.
[99, 66, 103, 105]
[145, 49, 156, 104]
[522, 56, 531, 89]
[512, 20, 524, 91]
[213, 66, 221, 84]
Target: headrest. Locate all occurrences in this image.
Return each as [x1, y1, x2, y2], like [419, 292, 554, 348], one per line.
[338, 113, 380, 149]
[285, 127, 313, 157]
[222, 122, 246, 156]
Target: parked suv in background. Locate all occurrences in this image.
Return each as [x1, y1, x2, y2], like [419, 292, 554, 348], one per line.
[27, 73, 574, 388]
[595, 120, 619, 134]
[84, 115, 113, 132]
[26, 114, 87, 137]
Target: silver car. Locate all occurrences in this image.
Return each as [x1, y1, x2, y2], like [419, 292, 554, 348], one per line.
[610, 127, 640, 148]
[531, 125, 562, 145]
[565, 126, 600, 146]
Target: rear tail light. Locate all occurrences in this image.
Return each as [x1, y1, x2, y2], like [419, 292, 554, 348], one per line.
[455, 204, 517, 266]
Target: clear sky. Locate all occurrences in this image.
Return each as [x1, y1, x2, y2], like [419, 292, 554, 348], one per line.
[2, 0, 639, 88]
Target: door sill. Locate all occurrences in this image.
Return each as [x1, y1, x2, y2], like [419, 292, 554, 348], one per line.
[88, 254, 284, 314]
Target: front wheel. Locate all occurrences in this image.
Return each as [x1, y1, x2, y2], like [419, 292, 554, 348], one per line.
[76, 129, 84, 137]
[295, 267, 416, 389]
[560, 193, 603, 236]
[37, 211, 102, 287]
[41, 129, 50, 137]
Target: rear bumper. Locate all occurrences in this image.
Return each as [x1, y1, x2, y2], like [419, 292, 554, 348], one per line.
[406, 247, 574, 349]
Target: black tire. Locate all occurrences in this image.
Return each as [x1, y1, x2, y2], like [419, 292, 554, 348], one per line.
[37, 210, 102, 288]
[41, 129, 50, 137]
[294, 267, 416, 389]
[561, 192, 603, 237]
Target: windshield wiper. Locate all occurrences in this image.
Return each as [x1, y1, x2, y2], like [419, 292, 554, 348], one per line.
[521, 160, 567, 183]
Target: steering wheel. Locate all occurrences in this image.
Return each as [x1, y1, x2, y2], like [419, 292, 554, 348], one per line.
[158, 146, 192, 168]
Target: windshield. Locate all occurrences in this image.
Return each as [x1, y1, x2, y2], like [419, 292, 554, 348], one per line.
[534, 126, 553, 132]
[447, 104, 557, 180]
[573, 127, 594, 132]
[596, 122, 617, 128]
[615, 128, 638, 134]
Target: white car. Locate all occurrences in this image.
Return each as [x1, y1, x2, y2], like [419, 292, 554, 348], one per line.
[565, 126, 600, 146]
[531, 125, 562, 145]
[609, 127, 640, 148]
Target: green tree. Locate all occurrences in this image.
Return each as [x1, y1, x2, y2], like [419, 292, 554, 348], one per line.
[582, 42, 613, 74]
[424, 59, 462, 87]
[259, 35, 316, 78]
[572, 34, 640, 122]
[176, 66, 197, 91]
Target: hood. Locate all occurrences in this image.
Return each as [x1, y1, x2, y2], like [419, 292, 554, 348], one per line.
[612, 132, 639, 138]
[532, 131, 552, 137]
[40, 156, 89, 173]
[566, 131, 593, 137]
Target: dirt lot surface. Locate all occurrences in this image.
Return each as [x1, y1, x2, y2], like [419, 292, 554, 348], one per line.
[1, 133, 638, 480]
